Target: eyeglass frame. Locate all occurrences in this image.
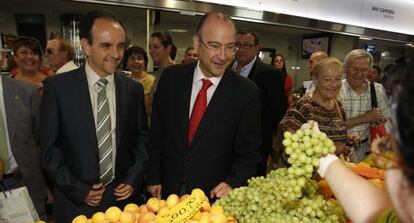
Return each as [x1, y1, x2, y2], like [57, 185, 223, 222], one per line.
[196, 34, 239, 55]
[235, 42, 257, 49]
[348, 66, 371, 74]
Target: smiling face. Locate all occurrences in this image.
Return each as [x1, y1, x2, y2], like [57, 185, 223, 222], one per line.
[13, 46, 41, 73]
[314, 63, 342, 100]
[81, 18, 125, 77]
[346, 57, 370, 90]
[127, 53, 145, 74]
[193, 15, 236, 78]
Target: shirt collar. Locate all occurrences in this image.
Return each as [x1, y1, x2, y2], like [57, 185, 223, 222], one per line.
[344, 79, 369, 93]
[194, 61, 222, 87]
[85, 62, 115, 89]
[232, 56, 257, 74]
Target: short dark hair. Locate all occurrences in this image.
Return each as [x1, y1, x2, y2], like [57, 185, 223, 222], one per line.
[195, 12, 234, 38]
[122, 45, 148, 70]
[150, 32, 174, 48]
[185, 46, 195, 55]
[237, 29, 260, 45]
[13, 36, 43, 56]
[372, 65, 381, 75]
[79, 10, 125, 44]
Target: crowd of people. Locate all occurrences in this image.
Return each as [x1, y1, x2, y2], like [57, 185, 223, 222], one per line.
[0, 8, 410, 223]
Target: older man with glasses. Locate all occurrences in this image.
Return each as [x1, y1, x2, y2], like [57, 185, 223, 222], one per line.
[232, 29, 287, 176]
[337, 49, 391, 162]
[147, 12, 261, 200]
[45, 38, 78, 74]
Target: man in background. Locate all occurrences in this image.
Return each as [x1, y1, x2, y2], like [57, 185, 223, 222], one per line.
[302, 51, 328, 94]
[45, 38, 78, 74]
[232, 30, 287, 176]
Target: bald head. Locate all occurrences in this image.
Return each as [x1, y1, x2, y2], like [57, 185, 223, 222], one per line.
[308, 51, 328, 72]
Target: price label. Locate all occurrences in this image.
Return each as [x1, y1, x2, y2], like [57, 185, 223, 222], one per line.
[156, 193, 204, 223]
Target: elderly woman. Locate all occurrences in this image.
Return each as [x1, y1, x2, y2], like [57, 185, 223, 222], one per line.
[318, 60, 414, 223]
[271, 57, 348, 168]
[122, 45, 155, 115]
[12, 37, 47, 94]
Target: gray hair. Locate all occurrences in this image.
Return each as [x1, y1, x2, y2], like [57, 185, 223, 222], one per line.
[343, 49, 373, 73]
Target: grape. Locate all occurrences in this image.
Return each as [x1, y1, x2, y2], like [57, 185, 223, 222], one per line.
[216, 124, 346, 223]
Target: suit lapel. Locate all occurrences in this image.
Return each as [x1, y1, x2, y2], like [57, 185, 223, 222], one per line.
[74, 67, 98, 148]
[191, 69, 233, 147]
[247, 58, 260, 81]
[114, 73, 124, 150]
[178, 66, 195, 149]
[2, 77, 17, 143]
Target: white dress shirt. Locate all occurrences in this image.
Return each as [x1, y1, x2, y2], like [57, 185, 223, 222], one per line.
[232, 56, 257, 78]
[56, 60, 79, 74]
[85, 63, 117, 174]
[0, 77, 18, 174]
[189, 61, 223, 118]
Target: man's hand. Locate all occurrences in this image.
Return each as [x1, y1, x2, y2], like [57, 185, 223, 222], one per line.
[147, 185, 162, 199]
[84, 183, 105, 207]
[114, 183, 134, 201]
[364, 108, 382, 123]
[210, 182, 232, 199]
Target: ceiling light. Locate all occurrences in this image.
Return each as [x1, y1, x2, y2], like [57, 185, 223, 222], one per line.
[359, 36, 373, 40]
[405, 43, 414, 47]
[168, 29, 188, 33]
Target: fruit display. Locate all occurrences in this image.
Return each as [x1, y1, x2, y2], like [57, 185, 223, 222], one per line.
[71, 188, 235, 223]
[215, 121, 346, 223]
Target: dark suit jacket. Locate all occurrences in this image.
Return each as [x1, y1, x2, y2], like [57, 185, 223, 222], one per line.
[247, 58, 287, 156]
[2, 76, 47, 214]
[39, 67, 148, 221]
[147, 63, 261, 197]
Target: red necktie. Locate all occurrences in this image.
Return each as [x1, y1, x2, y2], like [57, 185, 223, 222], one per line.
[188, 79, 213, 146]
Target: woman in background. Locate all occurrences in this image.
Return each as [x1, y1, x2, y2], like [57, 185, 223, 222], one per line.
[271, 57, 348, 168]
[12, 37, 47, 94]
[273, 53, 294, 106]
[318, 60, 414, 223]
[122, 45, 155, 115]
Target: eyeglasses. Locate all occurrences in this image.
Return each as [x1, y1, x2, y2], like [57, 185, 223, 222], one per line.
[45, 48, 58, 56]
[236, 42, 256, 49]
[349, 67, 371, 74]
[197, 35, 238, 55]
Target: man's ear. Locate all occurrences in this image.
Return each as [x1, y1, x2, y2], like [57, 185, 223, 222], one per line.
[80, 38, 91, 57]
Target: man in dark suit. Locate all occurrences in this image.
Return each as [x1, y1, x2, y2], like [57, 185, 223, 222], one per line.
[233, 30, 287, 176]
[147, 12, 261, 199]
[0, 75, 47, 219]
[39, 10, 148, 222]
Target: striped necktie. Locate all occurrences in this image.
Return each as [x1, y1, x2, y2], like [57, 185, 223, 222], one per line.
[96, 79, 114, 185]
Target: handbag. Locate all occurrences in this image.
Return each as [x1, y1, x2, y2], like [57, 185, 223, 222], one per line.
[369, 82, 388, 141]
[0, 180, 40, 223]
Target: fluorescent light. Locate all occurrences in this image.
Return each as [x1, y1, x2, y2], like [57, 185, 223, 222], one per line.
[168, 29, 188, 33]
[405, 43, 414, 47]
[359, 36, 373, 40]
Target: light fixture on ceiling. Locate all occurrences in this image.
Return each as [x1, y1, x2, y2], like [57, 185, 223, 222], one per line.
[359, 36, 373, 40]
[168, 29, 188, 33]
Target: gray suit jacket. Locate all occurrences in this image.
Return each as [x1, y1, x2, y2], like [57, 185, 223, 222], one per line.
[2, 76, 47, 201]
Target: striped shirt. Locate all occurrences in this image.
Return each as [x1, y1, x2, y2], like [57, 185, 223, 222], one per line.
[337, 79, 391, 141]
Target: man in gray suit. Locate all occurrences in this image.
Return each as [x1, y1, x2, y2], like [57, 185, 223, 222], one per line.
[0, 75, 47, 219]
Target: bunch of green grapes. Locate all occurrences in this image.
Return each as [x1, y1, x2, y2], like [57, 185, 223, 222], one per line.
[215, 127, 346, 223]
